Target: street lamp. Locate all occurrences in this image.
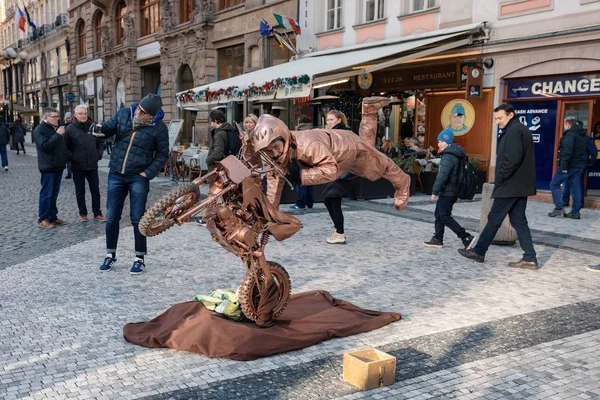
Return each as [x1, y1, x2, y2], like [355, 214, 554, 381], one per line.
[2, 47, 28, 123]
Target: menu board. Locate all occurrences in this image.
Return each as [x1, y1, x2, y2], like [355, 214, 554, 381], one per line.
[168, 119, 184, 149]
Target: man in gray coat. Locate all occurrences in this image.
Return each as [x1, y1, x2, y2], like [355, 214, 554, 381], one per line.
[459, 103, 538, 270]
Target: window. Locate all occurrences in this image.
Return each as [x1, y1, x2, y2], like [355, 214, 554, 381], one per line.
[140, 0, 160, 36]
[115, 1, 127, 45]
[48, 49, 58, 77]
[326, 0, 343, 30]
[59, 45, 68, 75]
[35, 56, 41, 82]
[411, 0, 436, 13]
[77, 20, 87, 58]
[94, 12, 103, 52]
[180, 0, 194, 23]
[267, 36, 295, 67]
[364, 0, 384, 22]
[217, 44, 244, 79]
[217, 0, 244, 11]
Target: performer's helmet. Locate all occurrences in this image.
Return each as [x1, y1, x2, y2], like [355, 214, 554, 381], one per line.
[252, 114, 292, 162]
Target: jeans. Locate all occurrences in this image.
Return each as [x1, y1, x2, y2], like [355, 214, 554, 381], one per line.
[72, 169, 102, 217]
[0, 144, 7, 168]
[562, 167, 587, 210]
[473, 197, 537, 262]
[434, 195, 468, 241]
[550, 168, 584, 214]
[295, 185, 314, 208]
[324, 197, 344, 234]
[39, 171, 63, 222]
[106, 172, 150, 256]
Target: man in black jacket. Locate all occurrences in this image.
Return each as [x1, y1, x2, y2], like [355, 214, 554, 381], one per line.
[205, 109, 236, 172]
[548, 118, 590, 219]
[34, 108, 70, 229]
[0, 118, 9, 171]
[459, 103, 538, 270]
[64, 105, 106, 223]
[93, 94, 169, 275]
[424, 129, 474, 250]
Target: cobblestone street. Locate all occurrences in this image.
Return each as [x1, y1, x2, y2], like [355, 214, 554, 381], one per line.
[1, 143, 600, 399]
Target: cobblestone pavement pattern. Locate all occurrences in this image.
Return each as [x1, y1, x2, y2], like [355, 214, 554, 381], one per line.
[1, 142, 600, 399]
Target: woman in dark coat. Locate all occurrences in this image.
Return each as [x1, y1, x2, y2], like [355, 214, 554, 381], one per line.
[321, 110, 353, 244]
[11, 119, 26, 154]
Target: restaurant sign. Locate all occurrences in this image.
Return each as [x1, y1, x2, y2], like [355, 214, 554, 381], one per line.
[372, 63, 458, 91]
[506, 74, 600, 99]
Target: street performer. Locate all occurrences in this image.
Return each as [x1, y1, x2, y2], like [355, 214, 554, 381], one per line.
[251, 97, 410, 210]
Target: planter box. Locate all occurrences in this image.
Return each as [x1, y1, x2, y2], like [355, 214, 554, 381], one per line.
[475, 171, 487, 194]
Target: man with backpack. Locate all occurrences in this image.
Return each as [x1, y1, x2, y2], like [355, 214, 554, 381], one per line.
[459, 103, 538, 270]
[424, 129, 474, 249]
[205, 109, 239, 172]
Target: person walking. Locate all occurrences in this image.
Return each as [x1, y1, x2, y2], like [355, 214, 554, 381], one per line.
[561, 130, 598, 210]
[424, 129, 474, 249]
[205, 109, 236, 173]
[458, 103, 538, 270]
[11, 118, 26, 155]
[290, 115, 315, 210]
[63, 105, 107, 223]
[34, 108, 71, 229]
[92, 94, 169, 274]
[548, 117, 589, 219]
[0, 118, 10, 171]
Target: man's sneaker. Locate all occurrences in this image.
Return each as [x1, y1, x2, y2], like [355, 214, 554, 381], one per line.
[38, 219, 54, 229]
[564, 212, 580, 219]
[423, 237, 443, 249]
[3, 167, 7, 171]
[462, 234, 475, 249]
[100, 256, 117, 271]
[458, 248, 485, 263]
[548, 208, 564, 217]
[289, 204, 305, 210]
[130, 258, 146, 275]
[586, 264, 600, 273]
[326, 230, 346, 244]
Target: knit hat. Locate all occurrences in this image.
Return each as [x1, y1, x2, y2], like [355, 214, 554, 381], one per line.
[64, 112, 72, 119]
[451, 103, 465, 116]
[139, 93, 163, 116]
[437, 129, 454, 145]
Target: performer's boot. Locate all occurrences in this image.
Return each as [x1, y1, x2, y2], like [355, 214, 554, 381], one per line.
[359, 96, 391, 147]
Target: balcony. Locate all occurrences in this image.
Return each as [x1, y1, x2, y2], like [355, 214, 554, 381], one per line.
[17, 14, 69, 50]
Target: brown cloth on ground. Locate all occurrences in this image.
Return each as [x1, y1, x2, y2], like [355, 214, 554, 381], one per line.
[123, 290, 401, 361]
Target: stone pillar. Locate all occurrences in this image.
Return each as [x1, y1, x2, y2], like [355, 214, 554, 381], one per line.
[479, 183, 517, 245]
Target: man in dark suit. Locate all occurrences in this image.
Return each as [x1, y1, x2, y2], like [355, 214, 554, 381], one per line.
[459, 103, 538, 270]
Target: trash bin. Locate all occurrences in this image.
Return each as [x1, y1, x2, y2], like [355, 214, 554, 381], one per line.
[479, 182, 517, 245]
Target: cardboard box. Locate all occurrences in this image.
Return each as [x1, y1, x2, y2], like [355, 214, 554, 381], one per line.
[343, 348, 396, 390]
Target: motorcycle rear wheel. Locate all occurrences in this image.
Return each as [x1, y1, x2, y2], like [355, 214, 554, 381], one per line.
[239, 261, 291, 322]
[139, 183, 200, 237]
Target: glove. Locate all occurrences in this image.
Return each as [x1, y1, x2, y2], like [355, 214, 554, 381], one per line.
[286, 164, 301, 187]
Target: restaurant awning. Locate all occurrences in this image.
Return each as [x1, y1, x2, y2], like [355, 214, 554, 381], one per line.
[176, 22, 486, 107]
[12, 104, 39, 116]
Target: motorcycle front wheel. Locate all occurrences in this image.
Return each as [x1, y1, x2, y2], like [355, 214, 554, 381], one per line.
[139, 183, 200, 237]
[239, 261, 291, 322]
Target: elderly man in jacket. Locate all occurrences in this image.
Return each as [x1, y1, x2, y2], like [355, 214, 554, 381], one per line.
[459, 103, 538, 270]
[64, 104, 106, 223]
[34, 107, 70, 229]
[549, 118, 592, 219]
[93, 94, 169, 274]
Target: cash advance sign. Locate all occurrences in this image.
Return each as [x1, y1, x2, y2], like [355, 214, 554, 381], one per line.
[506, 75, 600, 99]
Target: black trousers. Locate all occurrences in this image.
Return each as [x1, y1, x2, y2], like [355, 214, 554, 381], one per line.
[72, 169, 102, 217]
[434, 195, 467, 241]
[324, 197, 344, 234]
[15, 142, 25, 154]
[473, 197, 537, 262]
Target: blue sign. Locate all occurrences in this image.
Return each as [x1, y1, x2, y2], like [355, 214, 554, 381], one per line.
[506, 75, 600, 99]
[65, 92, 75, 102]
[508, 101, 558, 190]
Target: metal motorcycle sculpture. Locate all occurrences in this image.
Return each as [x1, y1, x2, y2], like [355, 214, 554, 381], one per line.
[139, 135, 302, 323]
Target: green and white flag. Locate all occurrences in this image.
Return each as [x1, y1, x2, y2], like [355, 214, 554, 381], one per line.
[273, 13, 301, 35]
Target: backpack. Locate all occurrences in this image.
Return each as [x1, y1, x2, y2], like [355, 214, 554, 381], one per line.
[224, 129, 242, 157]
[194, 288, 245, 321]
[454, 155, 478, 200]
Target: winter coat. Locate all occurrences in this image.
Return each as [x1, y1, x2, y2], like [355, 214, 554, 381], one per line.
[101, 104, 169, 180]
[320, 122, 354, 199]
[558, 125, 589, 170]
[432, 143, 465, 197]
[492, 117, 536, 199]
[64, 120, 105, 171]
[206, 122, 235, 172]
[0, 124, 9, 145]
[11, 122, 25, 143]
[586, 135, 598, 166]
[34, 121, 71, 173]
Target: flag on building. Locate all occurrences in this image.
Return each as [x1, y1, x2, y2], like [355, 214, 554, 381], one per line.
[23, 4, 37, 31]
[15, 7, 26, 32]
[259, 19, 273, 37]
[273, 13, 301, 35]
